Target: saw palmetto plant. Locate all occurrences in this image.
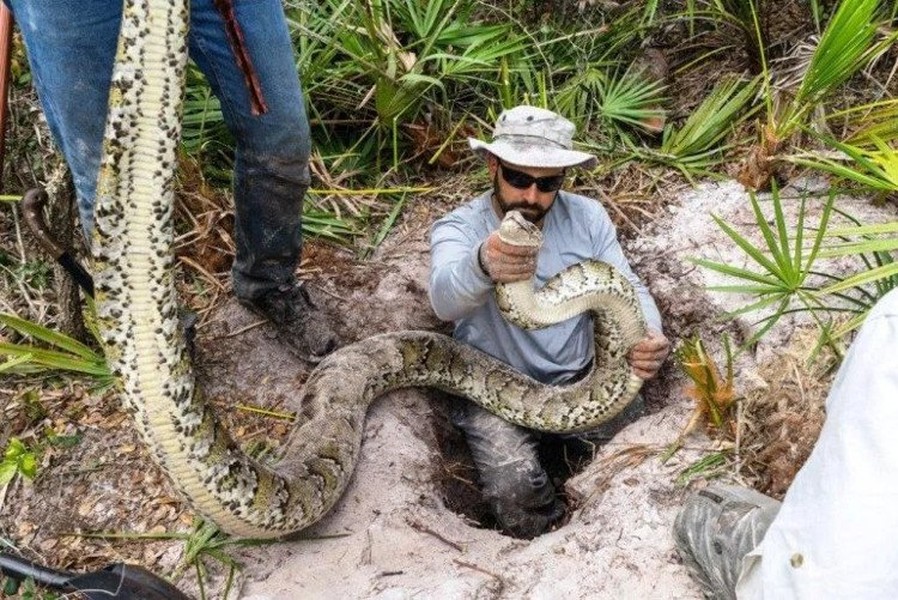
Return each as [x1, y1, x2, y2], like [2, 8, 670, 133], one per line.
[311, 0, 527, 145]
[817, 216, 898, 335]
[652, 75, 760, 177]
[695, 182, 897, 347]
[831, 99, 898, 147]
[787, 134, 898, 194]
[555, 66, 666, 142]
[693, 185, 834, 346]
[738, 0, 891, 189]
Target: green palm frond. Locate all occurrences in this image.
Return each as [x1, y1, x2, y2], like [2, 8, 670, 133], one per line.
[663, 76, 759, 155]
[787, 135, 898, 192]
[773, 0, 888, 138]
[597, 68, 666, 132]
[792, 0, 881, 107]
[0, 313, 113, 385]
[692, 186, 837, 346]
[654, 75, 760, 175]
[332, 0, 527, 125]
[697, 179, 898, 343]
[828, 99, 898, 146]
[180, 65, 227, 155]
[553, 67, 608, 131]
[822, 263, 898, 294]
[819, 215, 898, 298]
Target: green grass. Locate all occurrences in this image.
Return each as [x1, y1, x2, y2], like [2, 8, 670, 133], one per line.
[676, 450, 730, 486]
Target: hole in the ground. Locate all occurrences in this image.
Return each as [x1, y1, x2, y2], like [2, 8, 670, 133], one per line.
[429, 392, 601, 539]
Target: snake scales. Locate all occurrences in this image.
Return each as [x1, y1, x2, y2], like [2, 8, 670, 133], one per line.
[90, 0, 646, 539]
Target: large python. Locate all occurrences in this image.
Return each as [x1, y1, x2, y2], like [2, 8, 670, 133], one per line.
[91, 0, 646, 539]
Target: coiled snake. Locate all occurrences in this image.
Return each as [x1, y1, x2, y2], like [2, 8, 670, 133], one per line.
[91, 0, 646, 539]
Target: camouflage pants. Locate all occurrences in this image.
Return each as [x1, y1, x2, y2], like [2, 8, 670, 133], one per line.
[673, 484, 781, 599]
[451, 394, 644, 539]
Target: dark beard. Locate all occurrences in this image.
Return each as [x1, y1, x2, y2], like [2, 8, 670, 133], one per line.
[492, 174, 554, 223]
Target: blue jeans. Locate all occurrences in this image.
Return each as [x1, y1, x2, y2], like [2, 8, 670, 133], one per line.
[7, 0, 311, 299]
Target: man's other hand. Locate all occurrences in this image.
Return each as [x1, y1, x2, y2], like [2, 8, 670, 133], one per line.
[478, 231, 539, 283]
[627, 329, 670, 380]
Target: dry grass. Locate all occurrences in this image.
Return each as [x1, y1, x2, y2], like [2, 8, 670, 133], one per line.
[734, 327, 838, 499]
[172, 156, 236, 326]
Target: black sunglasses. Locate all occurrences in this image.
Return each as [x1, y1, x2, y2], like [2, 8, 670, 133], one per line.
[499, 162, 565, 193]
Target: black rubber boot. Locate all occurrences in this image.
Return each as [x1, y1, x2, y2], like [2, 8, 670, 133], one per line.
[240, 282, 338, 362]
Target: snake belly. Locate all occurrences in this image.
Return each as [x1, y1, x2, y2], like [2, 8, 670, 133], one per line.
[90, 0, 647, 539]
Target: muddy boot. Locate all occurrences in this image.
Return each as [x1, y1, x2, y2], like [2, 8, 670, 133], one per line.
[491, 481, 565, 540]
[240, 282, 338, 362]
[486, 461, 566, 539]
[673, 484, 781, 599]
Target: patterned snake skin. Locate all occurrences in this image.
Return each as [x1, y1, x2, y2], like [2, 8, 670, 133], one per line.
[90, 0, 646, 538]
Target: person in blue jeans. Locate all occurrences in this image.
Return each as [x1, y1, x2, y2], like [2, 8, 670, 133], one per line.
[7, 0, 337, 360]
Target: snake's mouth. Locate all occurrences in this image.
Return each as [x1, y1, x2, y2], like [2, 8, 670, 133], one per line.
[498, 210, 543, 246]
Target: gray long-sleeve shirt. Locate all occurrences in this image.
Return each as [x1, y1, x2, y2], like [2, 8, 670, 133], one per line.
[429, 190, 662, 385]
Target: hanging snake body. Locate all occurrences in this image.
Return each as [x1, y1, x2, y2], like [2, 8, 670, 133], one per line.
[91, 0, 646, 539]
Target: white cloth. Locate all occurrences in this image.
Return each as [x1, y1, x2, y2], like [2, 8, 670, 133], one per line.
[736, 287, 898, 599]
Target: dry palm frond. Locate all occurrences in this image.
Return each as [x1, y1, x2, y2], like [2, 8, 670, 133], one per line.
[676, 334, 737, 438]
[769, 36, 818, 97]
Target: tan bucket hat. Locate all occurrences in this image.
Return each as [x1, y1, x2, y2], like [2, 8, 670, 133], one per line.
[468, 106, 597, 169]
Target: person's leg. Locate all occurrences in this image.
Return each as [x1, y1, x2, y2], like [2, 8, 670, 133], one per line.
[452, 402, 564, 539]
[6, 0, 120, 240]
[559, 394, 645, 459]
[188, 0, 336, 358]
[673, 485, 780, 600]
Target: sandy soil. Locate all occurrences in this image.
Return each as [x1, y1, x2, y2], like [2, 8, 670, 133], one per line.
[3, 178, 895, 599]
[185, 179, 897, 599]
